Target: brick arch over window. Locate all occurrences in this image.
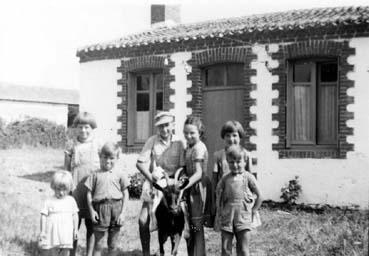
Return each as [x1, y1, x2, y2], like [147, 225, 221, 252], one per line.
[117, 55, 175, 152]
[271, 40, 355, 158]
[187, 47, 257, 151]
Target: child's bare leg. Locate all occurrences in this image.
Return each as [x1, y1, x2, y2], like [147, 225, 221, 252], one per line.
[235, 229, 250, 256]
[221, 230, 234, 256]
[93, 231, 106, 256]
[180, 201, 190, 239]
[107, 229, 120, 256]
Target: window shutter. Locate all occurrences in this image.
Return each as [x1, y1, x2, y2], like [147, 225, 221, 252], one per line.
[127, 74, 136, 146]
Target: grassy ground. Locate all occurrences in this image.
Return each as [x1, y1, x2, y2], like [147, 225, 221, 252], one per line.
[0, 148, 367, 256]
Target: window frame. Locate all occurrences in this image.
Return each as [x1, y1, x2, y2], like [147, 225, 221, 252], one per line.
[202, 63, 245, 91]
[127, 69, 164, 145]
[286, 58, 339, 150]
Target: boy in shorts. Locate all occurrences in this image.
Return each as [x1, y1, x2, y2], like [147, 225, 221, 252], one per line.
[85, 142, 129, 256]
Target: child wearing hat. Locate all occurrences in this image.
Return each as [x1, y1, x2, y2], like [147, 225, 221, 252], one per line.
[136, 111, 186, 256]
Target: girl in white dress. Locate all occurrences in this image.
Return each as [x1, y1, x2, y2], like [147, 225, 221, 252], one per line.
[39, 170, 79, 256]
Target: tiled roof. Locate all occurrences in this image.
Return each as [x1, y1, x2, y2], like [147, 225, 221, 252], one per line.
[78, 6, 369, 54]
[0, 82, 79, 105]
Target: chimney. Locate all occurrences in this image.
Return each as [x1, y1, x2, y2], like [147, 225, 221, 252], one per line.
[151, 4, 180, 27]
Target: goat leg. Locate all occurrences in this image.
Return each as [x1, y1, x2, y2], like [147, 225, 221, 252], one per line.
[158, 230, 167, 256]
[170, 233, 182, 256]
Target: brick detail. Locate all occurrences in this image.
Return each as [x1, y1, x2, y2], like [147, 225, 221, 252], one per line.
[116, 55, 175, 152]
[187, 47, 257, 151]
[271, 40, 355, 159]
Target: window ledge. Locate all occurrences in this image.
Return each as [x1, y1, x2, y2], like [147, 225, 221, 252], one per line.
[278, 149, 340, 159]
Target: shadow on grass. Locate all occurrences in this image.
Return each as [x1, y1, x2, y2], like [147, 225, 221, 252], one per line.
[9, 236, 39, 256]
[18, 171, 55, 184]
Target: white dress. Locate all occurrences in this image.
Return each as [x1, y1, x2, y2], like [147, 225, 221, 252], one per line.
[40, 195, 78, 249]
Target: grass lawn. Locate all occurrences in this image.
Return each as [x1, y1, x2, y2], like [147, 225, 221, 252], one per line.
[0, 148, 367, 256]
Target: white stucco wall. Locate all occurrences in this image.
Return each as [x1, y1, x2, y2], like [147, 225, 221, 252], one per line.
[0, 100, 68, 126]
[169, 52, 192, 140]
[79, 60, 121, 143]
[250, 40, 369, 209]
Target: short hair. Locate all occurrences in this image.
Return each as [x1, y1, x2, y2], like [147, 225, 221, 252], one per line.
[184, 116, 205, 137]
[220, 120, 245, 139]
[51, 170, 73, 192]
[225, 145, 243, 161]
[72, 112, 97, 129]
[100, 142, 120, 158]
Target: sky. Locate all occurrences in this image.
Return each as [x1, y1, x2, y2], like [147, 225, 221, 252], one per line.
[0, 0, 368, 90]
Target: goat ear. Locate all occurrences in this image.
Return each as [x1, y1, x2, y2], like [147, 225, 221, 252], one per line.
[153, 182, 164, 192]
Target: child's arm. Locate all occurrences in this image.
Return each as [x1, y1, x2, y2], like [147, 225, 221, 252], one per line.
[117, 188, 129, 225]
[72, 212, 79, 240]
[248, 175, 263, 217]
[183, 160, 203, 191]
[39, 214, 47, 240]
[86, 190, 99, 223]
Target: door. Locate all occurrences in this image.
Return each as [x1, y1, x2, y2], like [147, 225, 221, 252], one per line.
[201, 63, 245, 176]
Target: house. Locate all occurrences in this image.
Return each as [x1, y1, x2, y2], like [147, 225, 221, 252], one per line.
[77, 5, 369, 209]
[0, 82, 79, 127]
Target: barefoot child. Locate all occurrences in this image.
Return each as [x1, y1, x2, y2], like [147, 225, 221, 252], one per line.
[85, 142, 129, 256]
[181, 116, 209, 256]
[65, 111, 101, 256]
[215, 145, 262, 256]
[39, 171, 78, 256]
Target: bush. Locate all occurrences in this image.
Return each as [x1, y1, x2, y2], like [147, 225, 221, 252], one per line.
[280, 176, 302, 206]
[128, 172, 145, 199]
[0, 117, 67, 149]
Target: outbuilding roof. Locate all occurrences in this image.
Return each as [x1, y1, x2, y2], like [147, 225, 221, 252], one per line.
[0, 83, 79, 105]
[77, 6, 369, 55]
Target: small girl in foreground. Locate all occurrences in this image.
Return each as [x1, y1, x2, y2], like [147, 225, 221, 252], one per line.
[215, 145, 262, 256]
[39, 171, 79, 256]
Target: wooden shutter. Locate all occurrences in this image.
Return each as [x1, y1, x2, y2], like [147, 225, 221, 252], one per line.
[287, 61, 316, 146]
[317, 62, 337, 145]
[127, 74, 136, 146]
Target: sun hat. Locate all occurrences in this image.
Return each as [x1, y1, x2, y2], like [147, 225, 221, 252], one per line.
[154, 111, 175, 126]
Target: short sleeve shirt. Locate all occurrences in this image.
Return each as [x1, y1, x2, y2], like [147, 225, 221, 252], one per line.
[213, 147, 253, 178]
[184, 141, 208, 178]
[84, 169, 129, 202]
[137, 134, 185, 176]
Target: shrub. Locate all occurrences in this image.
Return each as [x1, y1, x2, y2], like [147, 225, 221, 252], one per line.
[281, 176, 302, 206]
[0, 117, 67, 149]
[128, 172, 145, 199]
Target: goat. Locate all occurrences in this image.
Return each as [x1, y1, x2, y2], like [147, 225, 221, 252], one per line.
[153, 175, 188, 256]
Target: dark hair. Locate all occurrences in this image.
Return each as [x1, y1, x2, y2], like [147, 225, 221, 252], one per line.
[100, 142, 120, 158]
[220, 120, 245, 139]
[225, 145, 243, 160]
[184, 116, 205, 137]
[72, 112, 97, 129]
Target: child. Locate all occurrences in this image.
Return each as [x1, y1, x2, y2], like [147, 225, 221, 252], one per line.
[215, 145, 262, 256]
[64, 111, 101, 256]
[181, 116, 209, 256]
[85, 142, 129, 256]
[212, 120, 253, 187]
[39, 171, 79, 256]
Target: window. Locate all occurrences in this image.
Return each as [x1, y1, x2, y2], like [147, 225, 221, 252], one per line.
[287, 59, 338, 149]
[204, 63, 244, 88]
[127, 71, 164, 144]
